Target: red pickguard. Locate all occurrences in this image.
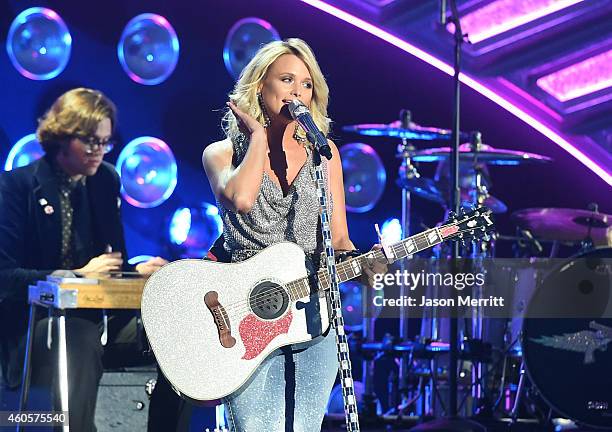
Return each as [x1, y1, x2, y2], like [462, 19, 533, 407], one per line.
[238, 311, 293, 360]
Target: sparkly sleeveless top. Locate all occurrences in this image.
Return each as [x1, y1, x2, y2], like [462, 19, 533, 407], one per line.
[217, 135, 332, 264]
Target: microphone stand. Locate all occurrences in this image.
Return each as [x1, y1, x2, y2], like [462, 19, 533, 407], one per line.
[449, 0, 462, 420]
[410, 2, 485, 431]
[308, 135, 361, 432]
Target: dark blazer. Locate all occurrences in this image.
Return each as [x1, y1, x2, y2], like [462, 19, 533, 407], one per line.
[0, 156, 130, 386]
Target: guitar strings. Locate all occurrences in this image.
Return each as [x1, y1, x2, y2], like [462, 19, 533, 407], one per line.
[214, 224, 484, 317]
[218, 221, 474, 314]
[216, 223, 487, 316]
[217, 223, 486, 315]
[218, 256, 361, 315]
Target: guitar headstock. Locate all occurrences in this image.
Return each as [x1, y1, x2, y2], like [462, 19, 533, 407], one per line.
[439, 206, 495, 243]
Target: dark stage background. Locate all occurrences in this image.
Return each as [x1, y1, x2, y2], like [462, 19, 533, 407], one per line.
[0, 0, 609, 263]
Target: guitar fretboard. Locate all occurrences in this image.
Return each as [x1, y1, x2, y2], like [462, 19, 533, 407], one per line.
[284, 225, 457, 300]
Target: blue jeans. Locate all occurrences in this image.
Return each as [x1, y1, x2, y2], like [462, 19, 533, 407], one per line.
[224, 329, 338, 432]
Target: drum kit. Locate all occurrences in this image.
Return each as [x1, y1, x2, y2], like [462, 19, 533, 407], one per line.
[327, 112, 612, 430]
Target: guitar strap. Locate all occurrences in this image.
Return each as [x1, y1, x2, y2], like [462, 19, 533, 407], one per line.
[312, 151, 360, 432]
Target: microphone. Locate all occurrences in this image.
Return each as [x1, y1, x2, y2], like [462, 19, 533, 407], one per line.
[288, 100, 332, 160]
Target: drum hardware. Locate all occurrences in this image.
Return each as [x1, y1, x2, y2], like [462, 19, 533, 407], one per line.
[396, 109, 418, 398]
[411, 142, 553, 165]
[343, 111, 572, 426]
[516, 248, 612, 429]
[342, 119, 469, 142]
[398, 174, 508, 214]
[346, 109, 458, 418]
[512, 206, 611, 247]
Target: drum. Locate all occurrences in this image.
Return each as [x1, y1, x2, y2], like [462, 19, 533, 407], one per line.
[522, 248, 612, 429]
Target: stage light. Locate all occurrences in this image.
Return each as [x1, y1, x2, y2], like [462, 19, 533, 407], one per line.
[6, 7, 72, 80]
[537, 49, 612, 102]
[168, 203, 223, 258]
[380, 217, 402, 244]
[447, 0, 584, 44]
[338, 280, 366, 332]
[117, 13, 179, 85]
[4, 134, 44, 171]
[115, 136, 177, 208]
[223, 17, 280, 79]
[340, 143, 386, 213]
[297, 0, 611, 186]
[128, 255, 154, 265]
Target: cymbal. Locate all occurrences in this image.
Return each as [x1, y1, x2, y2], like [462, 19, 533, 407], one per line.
[512, 208, 611, 245]
[412, 143, 552, 165]
[398, 176, 508, 213]
[397, 176, 443, 203]
[343, 120, 468, 141]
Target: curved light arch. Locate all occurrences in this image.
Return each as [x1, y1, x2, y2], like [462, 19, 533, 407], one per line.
[298, 0, 612, 187]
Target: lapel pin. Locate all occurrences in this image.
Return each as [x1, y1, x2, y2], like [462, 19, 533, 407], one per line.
[38, 198, 48, 206]
[44, 205, 54, 215]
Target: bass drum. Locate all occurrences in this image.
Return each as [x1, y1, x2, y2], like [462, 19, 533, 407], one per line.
[523, 247, 612, 429]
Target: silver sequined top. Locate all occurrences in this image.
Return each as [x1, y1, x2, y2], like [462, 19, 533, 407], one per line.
[217, 135, 332, 264]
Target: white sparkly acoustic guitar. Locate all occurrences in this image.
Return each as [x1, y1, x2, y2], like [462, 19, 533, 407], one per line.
[140, 208, 493, 403]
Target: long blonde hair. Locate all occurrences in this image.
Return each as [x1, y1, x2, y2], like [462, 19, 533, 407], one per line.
[222, 38, 330, 143]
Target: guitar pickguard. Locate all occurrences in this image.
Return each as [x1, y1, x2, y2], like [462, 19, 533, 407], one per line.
[239, 311, 293, 360]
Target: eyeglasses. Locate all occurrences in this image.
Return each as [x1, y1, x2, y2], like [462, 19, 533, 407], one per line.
[75, 135, 115, 154]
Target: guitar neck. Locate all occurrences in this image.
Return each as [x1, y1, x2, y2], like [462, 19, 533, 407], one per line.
[282, 225, 459, 299]
[326, 225, 458, 285]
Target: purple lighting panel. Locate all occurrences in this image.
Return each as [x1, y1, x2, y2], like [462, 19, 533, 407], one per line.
[536, 49, 612, 102]
[297, 0, 612, 186]
[449, 0, 584, 44]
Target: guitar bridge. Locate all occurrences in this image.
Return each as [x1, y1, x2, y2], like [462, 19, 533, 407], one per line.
[204, 291, 236, 348]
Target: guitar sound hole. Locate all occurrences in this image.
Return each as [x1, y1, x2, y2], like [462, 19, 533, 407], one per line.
[250, 282, 289, 320]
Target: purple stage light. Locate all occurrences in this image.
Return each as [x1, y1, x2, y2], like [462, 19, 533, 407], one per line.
[297, 0, 612, 186]
[4, 133, 44, 170]
[115, 136, 178, 208]
[6, 7, 72, 80]
[447, 0, 584, 44]
[223, 18, 280, 79]
[340, 143, 386, 213]
[117, 13, 179, 85]
[536, 49, 612, 102]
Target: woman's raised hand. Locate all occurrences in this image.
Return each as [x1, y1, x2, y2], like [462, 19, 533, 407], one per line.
[227, 101, 266, 137]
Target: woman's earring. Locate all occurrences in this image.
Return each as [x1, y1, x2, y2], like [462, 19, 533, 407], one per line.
[257, 92, 271, 128]
[293, 123, 307, 144]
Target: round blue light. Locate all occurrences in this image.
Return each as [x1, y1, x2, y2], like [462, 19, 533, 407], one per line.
[115, 136, 177, 208]
[117, 13, 179, 85]
[169, 207, 191, 245]
[4, 133, 44, 171]
[380, 218, 403, 244]
[340, 143, 387, 213]
[168, 203, 223, 258]
[223, 17, 280, 80]
[6, 7, 72, 80]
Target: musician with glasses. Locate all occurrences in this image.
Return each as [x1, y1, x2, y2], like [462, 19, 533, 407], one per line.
[0, 87, 166, 431]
